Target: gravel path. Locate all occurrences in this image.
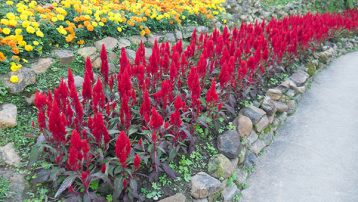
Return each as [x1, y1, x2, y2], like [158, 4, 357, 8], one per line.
[241, 51, 358, 202]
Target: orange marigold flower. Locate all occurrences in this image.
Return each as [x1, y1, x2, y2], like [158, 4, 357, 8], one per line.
[0, 52, 6, 62]
[77, 40, 85, 45]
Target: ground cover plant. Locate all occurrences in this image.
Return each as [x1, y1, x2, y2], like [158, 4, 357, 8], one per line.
[0, 0, 225, 77]
[28, 8, 358, 201]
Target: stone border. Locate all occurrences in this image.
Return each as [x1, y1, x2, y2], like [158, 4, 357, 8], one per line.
[159, 36, 358, 202]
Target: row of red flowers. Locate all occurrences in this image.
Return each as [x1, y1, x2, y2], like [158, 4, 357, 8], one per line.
[32, 10, 358, 201]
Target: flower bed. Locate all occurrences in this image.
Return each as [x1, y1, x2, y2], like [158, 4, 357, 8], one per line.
[0, 0, 224, 76]
[30, 10, 358, 201]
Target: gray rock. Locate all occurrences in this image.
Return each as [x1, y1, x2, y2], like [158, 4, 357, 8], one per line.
[25, 94, 35, 105]
[94, 37, 119, 51]
[77, 46, 97, 59]
[274, 101, 289, 113]
[197, 26, 209, 33]
[208, 154, 235, 179]
[287, 100, 297, 115]
[183, 26, 196, 38]
[0, 104, 17, 129]
[191, 172, 222, 199]
[238, 146, 247, 165]
[2, 68, 36, 94]
[246, 131, 258, 145]
[262, 132, 274, 146]
[64, 76, 84, 88]
[52, 49, 74, 64]
[126, 49, 136, 62]
[240, 106, 266, 124]
[159, 193, 186, 202]
[148, 35, 163, 45]
[255, 115, 269, 133]
[250, 139, 266, 155]
[128, 35, 146, 45]
[0, 168, 28, 201]
[217, 130, 241, 159]
[260, 96, 277, 116]
[244, 151, 257, 167]
[296, 86, 306, 94]
[0, 143, 20, 166]
[266, 89, 282, 101]
[290, 70, 309, 86]
[118, 38, 131, 49]
[236, 169, 248, 184]
[165, 33, 176, 42]
[234, 115, 253, 137]
[285, 89, 296, 97]
[193, 199, 208, 202]
[145, 48, 152, 59]
[222, 183, 239, 202]
[31, 58, 54, 74]
[175, 30, 183, 40]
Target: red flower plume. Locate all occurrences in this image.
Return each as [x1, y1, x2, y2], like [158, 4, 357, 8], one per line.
[206, 79, 218, 106]
[133, 154, 141, 170]
[100, 45, 109, 84]
[140, 90, 151, 123]
[115, 131, 131, 168]
[150, 107, 163, 129]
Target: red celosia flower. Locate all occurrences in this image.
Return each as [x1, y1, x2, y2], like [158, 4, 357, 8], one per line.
[150, 107, 163, 129]
[120, 48, 130, 74]
[92, 78, 106, 111]
[48, 100, 66, 143]
[91, 113, 110, 147]
[174, 95, 185, 111]
[34, 91, 48, 110]
[67, 68, 75, 89]
[115, 131, 131, 168]
[206, 79, 218, 106]
[170, 110, 182, 127]
[85, 57, 94, 82]
[187, 68, 201, 100]
[82, 68, 93, 101]
[100, 45, 109, 84]
[101, 164, 106, 173]
[69, 82, 83, 122]
[140, 90, 151, 123]
[133, 154, 141, 170]
[151, 131, 157, 143]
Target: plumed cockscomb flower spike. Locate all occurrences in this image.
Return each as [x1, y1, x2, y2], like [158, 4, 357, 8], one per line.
[34, 91, 48, 110]
[219, 62, 231, 88]
[196, 53, 207, 78]
[139, 90, 151, 123]
[170, 110, 182, 127]
[69, 83, 83, 122]
[150, 107, 163, 129]
[92, 78, 106, 111]
[82, 70, 92, 101]
[135, 42, 146, 66]
[174, 94, 186, 111]
[206, 79, 218, 106]
[67, 68, 75, 90]
[120, 48, 130, 74]
[151, 131, 157, 144]
[133, 154, 141, 170]
[70, 129, 82, 150]
[48, 100, 66, 143]
[100, 44, 109, 84]
[91, 113, 110, 147]
[85, 57, 94, 82]
[115, 131, 131, 168]
[67, 146, 80, 171]
[119, 94, 132, 130]
[118, 70, 132, 97]
[37, 111, 46, 131]
[187, 68, 201, 100]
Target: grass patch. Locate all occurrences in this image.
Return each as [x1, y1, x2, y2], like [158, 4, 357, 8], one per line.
[0, 176, 10, 201]
[261, 0, 296, 7]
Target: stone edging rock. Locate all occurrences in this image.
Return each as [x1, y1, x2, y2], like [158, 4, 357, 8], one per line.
[158, 36, 358, 202]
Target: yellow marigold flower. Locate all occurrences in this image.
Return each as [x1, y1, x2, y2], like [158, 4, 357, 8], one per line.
[99, 22, 104, 26]
[22, 21, 30, 28]
[33, 41, 39, 46]
[1, 19, 9, 25]
[25, 45, 34, 52]
[92, 22, 98, 27]
[182, 15, 186, 20]
[10, 62, 22, 71]
[6, 1, 13, 5]
[26, 26, 36, 34]
[77, 40, 85, 45]
[117, 27, 122, 32]
[36, 30, 44, 38]
[2, 28, 11, 35]
[15, 29, 22, 35]
[18, 41, 27, 47]
[6, 13, 16, 20]
[140, 30, 145, 37]
[22, 59, 28, 63]
[8, 19, 17, 27]
[51, 17, 58, 22]
[10, 75, 19, 83]
[0, 52, 6, 62]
